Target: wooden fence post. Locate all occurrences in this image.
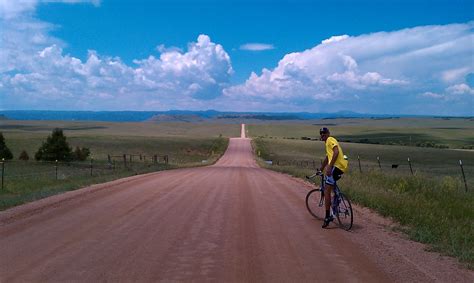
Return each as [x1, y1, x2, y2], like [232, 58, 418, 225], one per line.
[90, 158, 93, 176]
[377, 156, 382, 170]
[459, 160, 468, 192]
[408, 157, 414, 175]
[1, 160, 5, 190]
[357, 155, 362, 173]
[55, 160, 58, 180]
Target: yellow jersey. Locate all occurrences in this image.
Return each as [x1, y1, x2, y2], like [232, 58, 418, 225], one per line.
[325, 136, 348, 172]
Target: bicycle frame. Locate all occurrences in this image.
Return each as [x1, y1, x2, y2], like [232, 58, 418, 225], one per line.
[306, 170, 353, 230]
[308, 171, 342, 216]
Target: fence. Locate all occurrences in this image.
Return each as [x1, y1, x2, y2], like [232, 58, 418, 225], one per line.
[107, 154, 169, 168]
[0, 153, 170, 191]
[267, 156, 472, 192]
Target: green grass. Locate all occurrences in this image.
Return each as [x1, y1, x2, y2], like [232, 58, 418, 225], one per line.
[0, 162, 169, 210]
[248, 117, 474, 149]
[252, 136, 474, 269]
[342, 171, 473, 268]
[253, 136, 474, 185]
[0, 120, 236, 210]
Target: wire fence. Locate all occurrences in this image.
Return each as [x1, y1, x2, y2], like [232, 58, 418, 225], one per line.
[266, 157, 472, 192]
[0, 153, 170, 191]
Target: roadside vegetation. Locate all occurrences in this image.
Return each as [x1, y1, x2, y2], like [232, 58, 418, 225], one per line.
[249, 117, 474, 149]
[0, 133, 13, 160]
[249, 121, 474, 269]
[0, 121, 236, 210]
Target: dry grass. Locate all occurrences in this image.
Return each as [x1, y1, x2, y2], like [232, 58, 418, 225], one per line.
[0, 121, 236, 210]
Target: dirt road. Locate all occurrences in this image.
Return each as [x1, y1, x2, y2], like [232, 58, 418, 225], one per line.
[1, 127, 472, 282]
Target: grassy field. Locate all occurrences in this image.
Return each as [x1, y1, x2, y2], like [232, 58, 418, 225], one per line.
[0, 120, 239, 210]
[249, 117, 474, 149]
[249, 119, 474, 269]
[252, 137, 474, 186]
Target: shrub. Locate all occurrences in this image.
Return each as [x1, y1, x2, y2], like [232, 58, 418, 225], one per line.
[35, 128, 73, 161]
[416, 141, 436, 148]
[0, 133, 13, 160]
[73, 146, 91, 161]
[19, 150, 29, 161]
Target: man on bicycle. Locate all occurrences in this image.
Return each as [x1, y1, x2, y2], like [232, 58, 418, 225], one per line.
[319, 127, 348, 228]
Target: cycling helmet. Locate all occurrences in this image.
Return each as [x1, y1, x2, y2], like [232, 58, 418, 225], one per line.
[319, 127, 330, 135]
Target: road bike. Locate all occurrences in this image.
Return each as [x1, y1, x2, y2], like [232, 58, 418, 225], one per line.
[305, 170, 353, 230]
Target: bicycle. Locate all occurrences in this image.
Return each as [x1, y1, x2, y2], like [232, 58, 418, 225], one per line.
[305, 170, 353, 230]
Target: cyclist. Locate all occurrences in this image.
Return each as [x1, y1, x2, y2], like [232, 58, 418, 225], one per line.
[319, 127, 348, 228]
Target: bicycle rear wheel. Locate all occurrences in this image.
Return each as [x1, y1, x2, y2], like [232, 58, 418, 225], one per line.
[335, 193, 353, 230]
[305, 189, 325, 220]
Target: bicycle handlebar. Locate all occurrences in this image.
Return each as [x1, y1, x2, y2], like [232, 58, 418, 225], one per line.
[305, 170, 324, 179]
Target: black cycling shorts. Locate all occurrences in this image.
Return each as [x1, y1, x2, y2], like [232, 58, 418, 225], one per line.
[325, 167, 344, 186]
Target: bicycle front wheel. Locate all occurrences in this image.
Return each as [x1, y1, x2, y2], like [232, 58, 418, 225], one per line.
[305, 189, 325, 220]
[335, 192, 353, 230]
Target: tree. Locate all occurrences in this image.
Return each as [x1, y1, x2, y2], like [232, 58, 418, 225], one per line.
[35, 129, 73, 161]
[0, 133, 13, 160]
[73, 146, 91, 161]
[19, 150, 29, 161]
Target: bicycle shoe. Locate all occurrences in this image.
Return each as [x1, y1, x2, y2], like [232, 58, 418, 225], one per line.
[322, 216, 334, 228]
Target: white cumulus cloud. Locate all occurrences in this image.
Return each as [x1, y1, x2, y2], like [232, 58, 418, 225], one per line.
[418, 83, 473, 110]
[446, 83, 474, 95]
[1, 35, 233, 109]
[240, 43, 275, 51]
[321, 35, 349, 44]
[0, 0, 233, 110]
[420, 92, 443, 99]
[224, 22, 474, 115]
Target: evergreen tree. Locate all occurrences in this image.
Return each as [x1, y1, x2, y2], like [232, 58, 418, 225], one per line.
[73, 146, 91, 161]
[35, 129, 73, 161]
[0, 133, 13, 160]
[19, 150, 30, 161]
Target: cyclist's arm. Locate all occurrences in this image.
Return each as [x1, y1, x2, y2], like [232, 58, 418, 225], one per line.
[320, 156, 328, 171]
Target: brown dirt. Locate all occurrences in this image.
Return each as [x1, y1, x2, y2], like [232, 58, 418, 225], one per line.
[0, 129, 472, 282]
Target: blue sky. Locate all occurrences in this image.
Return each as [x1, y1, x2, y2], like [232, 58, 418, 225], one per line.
[0, 0, 473, 115]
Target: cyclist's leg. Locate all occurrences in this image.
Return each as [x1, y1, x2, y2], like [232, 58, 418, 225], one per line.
[323, 167, 344, 228]
[330, 168, 343, 211]
[323, 172, 336, 227]
[324, 168, 338, 214]
[324, 183, 333, 216]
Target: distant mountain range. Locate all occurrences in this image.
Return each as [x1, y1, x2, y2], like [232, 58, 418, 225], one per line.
[0, 110, 460, 122]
